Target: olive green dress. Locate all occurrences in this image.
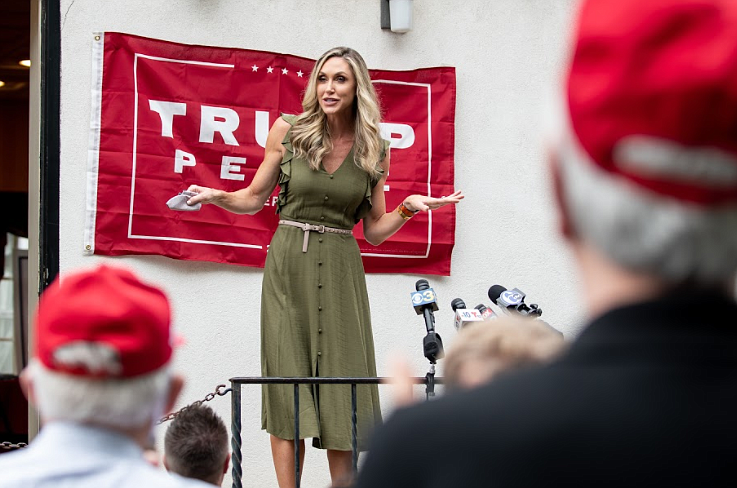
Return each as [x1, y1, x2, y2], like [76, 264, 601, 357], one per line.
[260, 115, 384, 451]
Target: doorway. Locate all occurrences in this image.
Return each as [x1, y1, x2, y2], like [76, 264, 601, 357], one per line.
[0, 0, 31, 450]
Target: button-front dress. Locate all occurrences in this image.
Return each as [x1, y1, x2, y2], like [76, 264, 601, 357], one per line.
[260, 115, 384, 450]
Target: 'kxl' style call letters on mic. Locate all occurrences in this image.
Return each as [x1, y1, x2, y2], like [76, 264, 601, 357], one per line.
[475, 304, 497, 320]
[450, 298, 484, 330]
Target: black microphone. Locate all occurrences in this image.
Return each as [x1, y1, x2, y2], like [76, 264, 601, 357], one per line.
[488, 285, 542, 317]
[450, 298, 467, 312]
[413, 279, 438, 332]
[410, 279, 444, 362]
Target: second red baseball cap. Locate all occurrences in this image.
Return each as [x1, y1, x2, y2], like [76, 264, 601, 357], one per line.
[34, 264, 173, 378]
[566, 0, 737, 205]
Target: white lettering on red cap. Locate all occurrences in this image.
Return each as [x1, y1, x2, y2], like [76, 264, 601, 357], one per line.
[614, 136, 737, 187]
[52, 342, 123, 376]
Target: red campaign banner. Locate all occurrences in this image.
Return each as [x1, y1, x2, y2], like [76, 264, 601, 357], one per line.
[85, 32, 457, 275]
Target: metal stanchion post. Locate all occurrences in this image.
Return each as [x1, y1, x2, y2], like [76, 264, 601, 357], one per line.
[294, 384, 300, 488]
[351, 383, 358, 474]
[230, 382, 242, 488]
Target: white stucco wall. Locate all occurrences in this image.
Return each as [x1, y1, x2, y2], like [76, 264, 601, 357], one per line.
[58, 0, 581, 485]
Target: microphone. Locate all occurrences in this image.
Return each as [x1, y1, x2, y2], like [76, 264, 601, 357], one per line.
[412, 279, 439, 325]
[410, 279, 444, 361]
[451, 298, 484, 330]
[474, 304, 497, 320]
[488, 285, 543, 317]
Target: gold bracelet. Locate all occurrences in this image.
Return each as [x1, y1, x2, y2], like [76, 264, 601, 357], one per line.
[397, 203, 416, 220]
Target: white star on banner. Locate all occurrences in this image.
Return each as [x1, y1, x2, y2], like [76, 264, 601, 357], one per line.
[297, 70, 304, 77]
[282, 68, 288, 75]
[267, 66, 274, 73]
[251, 65, 258, 72]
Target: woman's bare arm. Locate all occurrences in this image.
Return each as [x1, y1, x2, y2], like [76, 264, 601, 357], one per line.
[362, 150, 463, 246]
[185, 117, 291, 215]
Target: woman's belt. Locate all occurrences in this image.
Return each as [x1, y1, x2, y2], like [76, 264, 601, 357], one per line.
[278, 219, 353, 253]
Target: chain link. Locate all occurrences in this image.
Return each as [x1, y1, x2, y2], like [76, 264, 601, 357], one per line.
[157, 383, 231, 424]
[1, 441, 28, 451]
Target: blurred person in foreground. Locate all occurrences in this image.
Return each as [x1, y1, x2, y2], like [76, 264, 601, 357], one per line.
[389, 317, 566, 408]
[0, 264, 210, 487]
[164, 404, 230, 486]
[444, 317, 566, 391]
[355, 1, 737, 486]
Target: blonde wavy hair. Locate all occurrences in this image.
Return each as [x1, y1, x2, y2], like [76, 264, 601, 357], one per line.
[291, 47, 384, 178]
[444, 318, 566, 390]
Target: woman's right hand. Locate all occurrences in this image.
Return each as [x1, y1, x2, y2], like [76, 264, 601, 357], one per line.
[180, 118, 289, 215]
[185, 185, 222, 206]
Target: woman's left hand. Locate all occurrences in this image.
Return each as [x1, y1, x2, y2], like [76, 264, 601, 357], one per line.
[403, 190, 464, 213]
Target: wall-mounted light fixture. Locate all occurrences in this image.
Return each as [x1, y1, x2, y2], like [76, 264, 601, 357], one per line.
[381, 0, 413, 33]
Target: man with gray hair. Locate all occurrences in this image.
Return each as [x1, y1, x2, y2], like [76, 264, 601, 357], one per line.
[356, 1, 737, 486]
[0, 264, 210, 487]
[164, 404, 230, 486]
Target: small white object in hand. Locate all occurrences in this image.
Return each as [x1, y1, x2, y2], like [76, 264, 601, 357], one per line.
[166, 190, 201, 211]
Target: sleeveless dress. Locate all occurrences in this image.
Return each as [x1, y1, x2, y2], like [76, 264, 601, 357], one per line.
[260, 115, 384, 451]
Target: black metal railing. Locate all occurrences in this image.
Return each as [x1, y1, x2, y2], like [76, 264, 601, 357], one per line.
[228, 376, 443, 488]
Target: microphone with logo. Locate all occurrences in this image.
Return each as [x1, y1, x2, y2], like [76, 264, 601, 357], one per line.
[411, 279, 444, 362]
[488, 285, 543, 317]
[450, 298, 485, 330]
[410, 279, 445, 398]
[475, 303, 497, 321]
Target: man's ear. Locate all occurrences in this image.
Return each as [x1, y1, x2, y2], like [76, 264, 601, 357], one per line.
[223, 454, 230, 474]
[548, 148, 576, 242]
[164, 374, 185, 415]
[19, 367, 36, 406]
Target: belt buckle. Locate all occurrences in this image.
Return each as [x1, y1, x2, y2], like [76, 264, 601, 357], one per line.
[316, 225, 325, 233]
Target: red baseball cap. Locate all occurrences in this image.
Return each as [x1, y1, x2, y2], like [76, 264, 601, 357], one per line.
[566, 0, 737, 205]
[34, 264, 173, 378]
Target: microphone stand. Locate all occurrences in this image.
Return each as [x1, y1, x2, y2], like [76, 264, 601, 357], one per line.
[413, 279, 443, 399]
[422, 329, 443, 399]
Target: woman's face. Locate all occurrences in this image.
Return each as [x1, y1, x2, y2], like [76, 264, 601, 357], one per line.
[316, 57, 357, 117]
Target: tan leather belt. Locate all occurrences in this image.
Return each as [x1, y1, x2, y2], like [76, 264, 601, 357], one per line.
[278, 219, 353, 253]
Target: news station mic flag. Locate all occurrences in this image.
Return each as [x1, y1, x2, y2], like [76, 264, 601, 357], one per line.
[450, 298, 485, 330]
[489, 285, 542, 317]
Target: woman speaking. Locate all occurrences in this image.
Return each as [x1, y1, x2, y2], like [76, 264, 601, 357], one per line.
[186, 46, 462, 487]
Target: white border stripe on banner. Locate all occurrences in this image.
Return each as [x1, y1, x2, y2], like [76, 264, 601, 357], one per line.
[135, 53, 236, 68]
[128, 53, 140, 239]
[127, 235, 260, 247]
[364, 80, 433, 259]
[125, 58, 436, 256]
[128, 54, 262, 249]
[83, 32, 105, 254]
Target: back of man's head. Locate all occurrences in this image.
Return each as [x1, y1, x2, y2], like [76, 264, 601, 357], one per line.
[550, 0, 737, 287]
[24, 264, 176, 429]
[164, 404, 229, 486]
